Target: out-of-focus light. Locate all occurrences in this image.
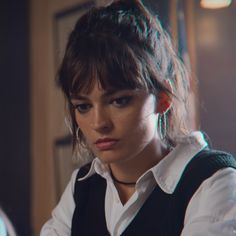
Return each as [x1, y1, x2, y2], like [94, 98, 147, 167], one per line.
[200, 0, 232, 9]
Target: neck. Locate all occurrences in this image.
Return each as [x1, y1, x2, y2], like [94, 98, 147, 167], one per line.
[109, 138, 169, 186]
[109, 167, 136, 186]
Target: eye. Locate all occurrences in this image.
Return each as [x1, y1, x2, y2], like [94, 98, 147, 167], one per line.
[73, 103, 92, 114]
[111, 96, 132, 108]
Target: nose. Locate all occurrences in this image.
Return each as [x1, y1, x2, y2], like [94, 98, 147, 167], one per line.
[90, 106, 113, 133]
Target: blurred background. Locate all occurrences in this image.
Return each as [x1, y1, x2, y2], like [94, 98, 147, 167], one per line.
[0, 0, 236, 235]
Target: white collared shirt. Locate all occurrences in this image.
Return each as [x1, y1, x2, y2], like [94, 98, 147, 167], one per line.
[40, 131, 236, 236]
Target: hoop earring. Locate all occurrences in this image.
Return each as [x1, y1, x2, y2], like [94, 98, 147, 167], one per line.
[158, 113, 167, 140]
[76, 126, 80, 141]
[64, 117, 73, 134]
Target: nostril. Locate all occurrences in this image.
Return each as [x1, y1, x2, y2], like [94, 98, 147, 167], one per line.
[91, 122, 113, 133]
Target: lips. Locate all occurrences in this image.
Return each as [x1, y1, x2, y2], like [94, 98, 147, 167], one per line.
[95, 138, 119, 150]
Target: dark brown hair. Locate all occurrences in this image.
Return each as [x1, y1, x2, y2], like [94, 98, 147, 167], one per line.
[58, 0, 190, 154]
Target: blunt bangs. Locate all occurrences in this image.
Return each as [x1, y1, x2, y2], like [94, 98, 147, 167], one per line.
[65, 34, 151, 98]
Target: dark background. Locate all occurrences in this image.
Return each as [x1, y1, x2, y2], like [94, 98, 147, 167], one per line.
[0, 0, 31, 235]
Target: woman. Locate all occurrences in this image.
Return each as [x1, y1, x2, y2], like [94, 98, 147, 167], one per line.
[41, 0, 236, 235]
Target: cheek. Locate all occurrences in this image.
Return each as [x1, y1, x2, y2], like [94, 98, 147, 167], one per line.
[135, 114, 158, 138]
[118, 101, 156, 131]
[119, 114, 158, 159]
[116, 110, 158, 140]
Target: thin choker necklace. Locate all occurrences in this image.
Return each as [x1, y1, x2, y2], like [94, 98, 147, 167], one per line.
[110, 169, 136, 186]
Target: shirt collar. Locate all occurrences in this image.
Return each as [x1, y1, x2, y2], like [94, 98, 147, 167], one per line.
[77, 131, 208, 194]
[77, 157, 110, 181]
[149, 131, 208, 194]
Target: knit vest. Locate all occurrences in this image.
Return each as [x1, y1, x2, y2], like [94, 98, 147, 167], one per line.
[71, 149, 236, 236]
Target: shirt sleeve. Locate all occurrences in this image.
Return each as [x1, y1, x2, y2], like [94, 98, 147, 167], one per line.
[40, 169, 79, 236]
[181, 167, 236, 236]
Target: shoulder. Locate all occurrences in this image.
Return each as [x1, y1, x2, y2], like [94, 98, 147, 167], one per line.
[176, 149, 236, 193]
[40, 168, 81, 235]
[191, 149, 236, 196]
[181, 150, 236, 235]
[182, 167, 236, 235]
[183, 149, 236, 178]
[189, 148, 235, 165]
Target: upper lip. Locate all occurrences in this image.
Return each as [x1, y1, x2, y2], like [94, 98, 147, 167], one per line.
[95, 137, 119, 144]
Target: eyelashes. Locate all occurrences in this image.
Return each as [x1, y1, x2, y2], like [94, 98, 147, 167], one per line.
[111, 96, 132, 107]
[72, 96, 133, 114]
[73, 103, 92, 113]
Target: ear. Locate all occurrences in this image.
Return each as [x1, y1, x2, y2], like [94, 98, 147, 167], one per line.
[156, 80, 173, 114]
[156, 92, 172, 114]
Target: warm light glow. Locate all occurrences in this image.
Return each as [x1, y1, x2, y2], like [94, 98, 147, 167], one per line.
[200, 0, 232, 9]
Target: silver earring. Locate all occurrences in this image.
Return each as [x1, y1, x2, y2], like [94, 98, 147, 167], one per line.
[158, 113, 167, 140]
[76, 126, 80, 141]
[64, 117, 73, 134]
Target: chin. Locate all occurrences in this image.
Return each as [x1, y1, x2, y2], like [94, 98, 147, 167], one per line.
[96, 151, 125, 164]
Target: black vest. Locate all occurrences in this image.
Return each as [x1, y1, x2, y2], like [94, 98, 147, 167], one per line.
[71, 149, 236, 236]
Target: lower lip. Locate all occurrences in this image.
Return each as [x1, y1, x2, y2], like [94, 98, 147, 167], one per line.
[95, 140, 118, 150]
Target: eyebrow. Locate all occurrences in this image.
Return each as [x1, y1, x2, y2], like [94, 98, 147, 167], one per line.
[70, 89, 124, 100]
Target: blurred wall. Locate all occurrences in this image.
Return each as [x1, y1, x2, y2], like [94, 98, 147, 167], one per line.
[30, 1, 94, 235]
[195, 2, 236, 155]
[0, 0, 31, 235]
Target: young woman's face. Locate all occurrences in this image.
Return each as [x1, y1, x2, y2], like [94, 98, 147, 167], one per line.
[71, 82, 160, 165]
